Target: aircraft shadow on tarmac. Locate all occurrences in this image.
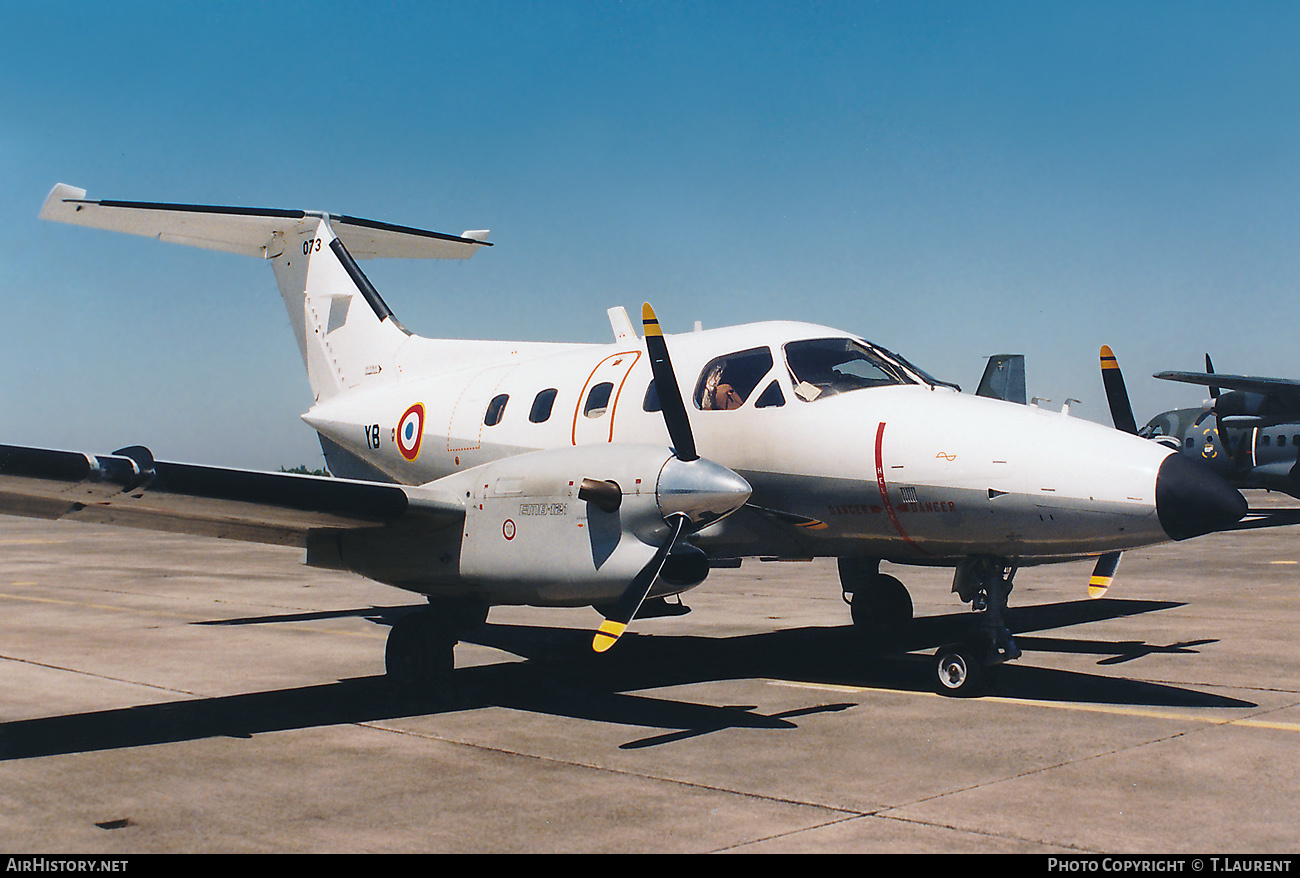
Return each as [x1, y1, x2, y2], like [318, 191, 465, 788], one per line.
[0, 599, 1256, 760]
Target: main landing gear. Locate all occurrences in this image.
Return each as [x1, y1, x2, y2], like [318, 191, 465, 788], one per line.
[838, 557, 913, 650]
[384, 599, 488, 692]
[840, 555, 1021, 697]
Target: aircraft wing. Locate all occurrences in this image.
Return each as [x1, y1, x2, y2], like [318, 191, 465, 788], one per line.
[39, 183, 490, 260]
[1155, 371, 1300, 399]
[0, 444, 464, 547]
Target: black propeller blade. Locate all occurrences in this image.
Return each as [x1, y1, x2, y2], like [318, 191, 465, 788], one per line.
[1088, 550, 1122, 599]
[592, 513, 688, 652]
[642, 303, 698, 462]
[589, 303, 749, 652]
[1095, 346, 1139, 598]
[1100, 345, 1138, 435]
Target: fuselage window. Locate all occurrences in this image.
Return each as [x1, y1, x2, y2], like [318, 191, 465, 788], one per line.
[784, 338, 915, 402]
[1263, 435, 1271, 447]
[484, 394, 509, 427]
[643, 380, 661, 413]
[530, 388, 558, 423]
[694, 347, 775, 411]
[1185, 437, 1195, 448]
[584, 381, 614, 418]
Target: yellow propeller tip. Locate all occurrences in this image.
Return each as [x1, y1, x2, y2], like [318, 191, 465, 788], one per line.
[592, 619, 627, 653]
[641, 303, 663, 337]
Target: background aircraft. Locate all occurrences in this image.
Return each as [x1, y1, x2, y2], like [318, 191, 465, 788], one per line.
[0, 185, 1251, 698]
[1122, 353, 1300, 500]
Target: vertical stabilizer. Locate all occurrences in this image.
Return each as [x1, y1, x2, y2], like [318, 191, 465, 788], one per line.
[39, 183, 492, 405]
[270, 217, 410, 402]
[976, 354, 1027, 405]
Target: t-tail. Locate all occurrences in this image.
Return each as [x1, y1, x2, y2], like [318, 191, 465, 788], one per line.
[39, 183, 491, 404]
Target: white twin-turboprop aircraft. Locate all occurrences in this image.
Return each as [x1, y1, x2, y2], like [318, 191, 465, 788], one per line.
[0, 184, 1249, 696]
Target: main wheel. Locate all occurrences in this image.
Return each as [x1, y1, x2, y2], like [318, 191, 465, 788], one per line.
[849, 573, 913, 650]
[385, 611, 455, 692]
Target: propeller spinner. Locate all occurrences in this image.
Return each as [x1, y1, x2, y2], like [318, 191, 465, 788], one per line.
[589, 304, 751, 652]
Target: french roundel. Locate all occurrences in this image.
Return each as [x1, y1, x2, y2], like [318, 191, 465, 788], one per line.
[397, 403, 425, 461]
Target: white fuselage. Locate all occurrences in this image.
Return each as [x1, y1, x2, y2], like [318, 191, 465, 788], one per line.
[303, 318, 1175, 567]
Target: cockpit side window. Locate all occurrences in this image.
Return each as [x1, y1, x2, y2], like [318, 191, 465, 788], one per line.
[784, 338, 915, 401]
[754, 380, 785, 408]
[694, 347, 775, 411]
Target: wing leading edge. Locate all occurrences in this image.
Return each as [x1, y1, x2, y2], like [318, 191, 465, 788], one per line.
[0, 444, 463, 547]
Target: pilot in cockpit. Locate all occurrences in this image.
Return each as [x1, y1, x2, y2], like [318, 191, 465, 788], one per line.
[699, 364, 744, 410]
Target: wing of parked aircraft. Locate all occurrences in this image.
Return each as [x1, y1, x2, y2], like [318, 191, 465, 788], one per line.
[1155, 371, 1300, 399]
[0, 444, 464, 547]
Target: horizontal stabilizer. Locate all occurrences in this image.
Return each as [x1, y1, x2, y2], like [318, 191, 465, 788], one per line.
[40, 183, 491, 260]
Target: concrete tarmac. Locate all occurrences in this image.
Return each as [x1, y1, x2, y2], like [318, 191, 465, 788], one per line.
[0, 499, 1298, 854]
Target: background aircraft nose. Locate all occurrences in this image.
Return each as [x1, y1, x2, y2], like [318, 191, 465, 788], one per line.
[1155, 452, 1248, 540]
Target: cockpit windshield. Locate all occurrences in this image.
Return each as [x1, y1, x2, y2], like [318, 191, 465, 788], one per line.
[784, 338, 924, 401]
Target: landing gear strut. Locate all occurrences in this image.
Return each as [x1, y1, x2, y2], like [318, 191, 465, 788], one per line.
[937, 557, 1021, 696]
[839, 557, 913, 650]
[384, 599, 488, 692]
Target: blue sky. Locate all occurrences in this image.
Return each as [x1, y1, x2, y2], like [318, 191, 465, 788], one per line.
[3, 2, 1299, 470]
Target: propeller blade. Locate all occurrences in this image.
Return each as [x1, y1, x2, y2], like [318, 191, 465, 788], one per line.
[642, 303, 698, 462]
[592, 513, 688, 652]
[1205, 353, 1219, 399]
[1088, 551, 1122, 598]
[1100, 345, 1138, 435]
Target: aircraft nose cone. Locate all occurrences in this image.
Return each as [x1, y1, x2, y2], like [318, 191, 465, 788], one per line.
[1155, 452, 1248, 541]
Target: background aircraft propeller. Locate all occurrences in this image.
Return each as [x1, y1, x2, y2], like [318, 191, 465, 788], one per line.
[1189, 352, 1230, 460]
[589, 304, 750, 651]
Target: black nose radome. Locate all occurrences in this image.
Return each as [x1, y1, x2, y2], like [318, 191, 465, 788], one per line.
[1155, 452, 1248, 541]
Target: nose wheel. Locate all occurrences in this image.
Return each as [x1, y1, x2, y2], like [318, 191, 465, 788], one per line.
[933, 642, 1001, 696]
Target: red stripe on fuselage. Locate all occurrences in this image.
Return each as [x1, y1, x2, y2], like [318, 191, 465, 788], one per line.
[874, 421, 928, 555]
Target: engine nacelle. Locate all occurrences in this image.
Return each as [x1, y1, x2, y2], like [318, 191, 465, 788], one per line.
[310, 445, 748, 607]
[450, 445, 674, 606]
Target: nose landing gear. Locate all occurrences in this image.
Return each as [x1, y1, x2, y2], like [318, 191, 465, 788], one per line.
[839, 555, 1021, 697]
[938, 557, 1021, 696]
